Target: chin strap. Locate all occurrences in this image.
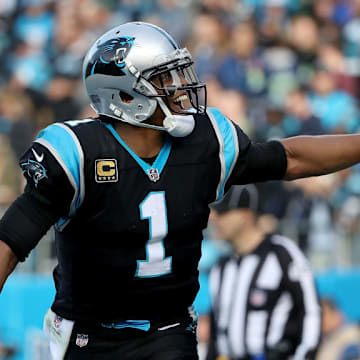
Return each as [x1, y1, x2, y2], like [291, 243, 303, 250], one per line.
[122, 97, 195, 137]
[163, 114, 195, 137]
[156, 97, 195, 137]
[99, 108, 195, 137]
[122, 113, 195, 137]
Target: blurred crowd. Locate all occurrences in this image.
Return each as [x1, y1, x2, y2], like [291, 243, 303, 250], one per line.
[1, 0, 360, 271]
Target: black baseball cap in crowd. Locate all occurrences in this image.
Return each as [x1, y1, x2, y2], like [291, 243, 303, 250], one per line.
[210, 184, 259, 214]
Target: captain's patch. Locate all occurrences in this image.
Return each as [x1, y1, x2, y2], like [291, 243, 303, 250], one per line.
[95, 159, 118, 183]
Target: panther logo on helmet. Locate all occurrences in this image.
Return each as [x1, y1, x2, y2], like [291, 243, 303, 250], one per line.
[85, 36, 135, 78]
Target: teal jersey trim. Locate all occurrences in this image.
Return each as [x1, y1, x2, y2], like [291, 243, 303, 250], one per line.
[36, 124, 81, 191]
[103, 123, 172, 178]
[101, 320, 151, 331]
[207, 108, 239, 200]
[35, 123, 85, 229]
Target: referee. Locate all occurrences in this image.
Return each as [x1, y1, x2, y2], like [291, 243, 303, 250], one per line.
[206, 184, 321, 360]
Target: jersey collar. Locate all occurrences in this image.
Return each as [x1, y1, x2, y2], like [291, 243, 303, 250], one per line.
[103, 122, 172, 182]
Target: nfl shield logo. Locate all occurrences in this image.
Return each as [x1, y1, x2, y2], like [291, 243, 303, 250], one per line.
[147, 168, 160, 182]
[76, 334, 89, 348]
[54, 315, 63, 329]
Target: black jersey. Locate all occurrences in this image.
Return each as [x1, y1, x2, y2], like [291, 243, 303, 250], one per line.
[5, 108, 286, 322]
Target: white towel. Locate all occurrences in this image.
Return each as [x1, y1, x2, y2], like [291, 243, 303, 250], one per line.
[43, 308, 74, 360]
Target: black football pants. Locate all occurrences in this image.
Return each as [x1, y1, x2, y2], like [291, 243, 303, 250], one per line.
[64, 320, 199, 360]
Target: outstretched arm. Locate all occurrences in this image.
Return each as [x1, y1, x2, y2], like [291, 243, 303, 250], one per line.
[0, 240, 18, 293]
[281, 134, 360, 180]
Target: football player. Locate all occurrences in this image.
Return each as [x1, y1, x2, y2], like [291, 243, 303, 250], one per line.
[0, 22, 360, 359]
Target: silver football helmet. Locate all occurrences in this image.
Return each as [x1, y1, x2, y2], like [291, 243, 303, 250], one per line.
[83, 22, 206, 137]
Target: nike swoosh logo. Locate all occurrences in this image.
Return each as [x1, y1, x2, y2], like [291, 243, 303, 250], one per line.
[158, 323, 180, 331]
[31, 148, 44, 162]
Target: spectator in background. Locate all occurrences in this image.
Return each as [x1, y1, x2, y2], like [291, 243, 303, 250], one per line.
[0, 135, 22, 206]
[189, 12, 229, 81]
[215, 20, 270, 136]
[309, 67, 359, 134]
[286, 15, 319, 87]
[316, 298, 360, 360]
[211, 89, 253, 136]
[312, 0, 351, 27]
[254, 103, 286, 141]
[12, 0, 55, 52]
[44, 75, 82, 124]
[216, 21, 267, 99]
[5, 41, 53, 93]
[150, 0, 193, 45]
[0, 1, 18, 88]
[0, 0, 18, 19]
[76, 0, 118, 37]
[317, 43, 358, 97]
[4, 0, 55, 93]
[260, 3, 300, 109]
[283, 87, 324, 136]
[115, 0, 157, 24]
[342, 0, 360, 78]
[51, 3, 89, 79]
[0, 89, 35, 159]
[199, 0, 241, 23]
[245, 0, 296, 29]
[286, 175, 339, 266]
[312, 0, 343, 45]
[262, 44, 298, 110]
[256, 0, 289, 47]
[206, 184, 321, 360]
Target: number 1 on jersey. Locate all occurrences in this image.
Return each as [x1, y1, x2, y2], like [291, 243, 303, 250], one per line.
[136, 191, 172, 278]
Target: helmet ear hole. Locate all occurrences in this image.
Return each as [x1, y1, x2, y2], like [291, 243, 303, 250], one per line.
[119, 91, 134, 104]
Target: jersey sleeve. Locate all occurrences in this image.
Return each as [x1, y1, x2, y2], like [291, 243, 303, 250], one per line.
[0, 189, 63, 261]
[20, 122, 85, 229]
[206, 108, 287, 200]
[207, 107, 249, 201]
[226, 139, 287, 190]
[0, 123, 86, 261]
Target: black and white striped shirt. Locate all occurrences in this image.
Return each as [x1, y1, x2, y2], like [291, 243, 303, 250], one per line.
[206, 234, 321, 360]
